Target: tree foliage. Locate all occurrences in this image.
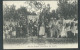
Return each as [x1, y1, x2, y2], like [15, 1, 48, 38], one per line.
[56, 0, 78, 20]
[3, 5, 19, 21]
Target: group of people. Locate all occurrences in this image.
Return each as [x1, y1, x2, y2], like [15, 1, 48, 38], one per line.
[3, 17, 78, 39]
[28, 20, 38, 36]
[48, 18, 78, 38]
[38, 18, 78, 38]
[3, 23, 16, 39]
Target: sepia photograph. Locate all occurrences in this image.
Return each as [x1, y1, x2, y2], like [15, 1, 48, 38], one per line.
[3, 0, 78, 49]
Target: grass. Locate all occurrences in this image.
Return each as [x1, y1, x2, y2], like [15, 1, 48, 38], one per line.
[3, 37, 78, 45]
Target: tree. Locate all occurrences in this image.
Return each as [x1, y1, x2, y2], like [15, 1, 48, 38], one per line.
[56, 0, 78, 20]
[17, 6, 30, 24]
[25, 1, 45, 14]
[3, 5, 19, 21]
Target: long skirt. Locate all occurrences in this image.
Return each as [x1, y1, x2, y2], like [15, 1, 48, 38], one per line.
[39, 26, 45, 36]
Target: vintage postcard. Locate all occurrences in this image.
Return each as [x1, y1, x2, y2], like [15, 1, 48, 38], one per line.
[3, 0, 78, 49]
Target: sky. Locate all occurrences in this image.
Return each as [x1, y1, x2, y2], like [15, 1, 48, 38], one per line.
[3, 1, 58, 12]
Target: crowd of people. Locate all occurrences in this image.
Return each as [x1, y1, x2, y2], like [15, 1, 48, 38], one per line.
[3, 17, 78, 39]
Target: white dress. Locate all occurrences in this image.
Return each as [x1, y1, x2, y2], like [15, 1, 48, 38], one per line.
[71, 26, 78, 36]
[39, 26, 45, 35]
[61, 26, 67, 37]
[12, 31, 16, 36]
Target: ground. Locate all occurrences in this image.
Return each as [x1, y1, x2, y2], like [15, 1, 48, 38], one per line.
[3, 37, 78, 49]
[3, 37, 78, 44]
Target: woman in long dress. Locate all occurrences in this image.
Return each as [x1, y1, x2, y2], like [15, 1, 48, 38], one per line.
[39, 23, 45, 37]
